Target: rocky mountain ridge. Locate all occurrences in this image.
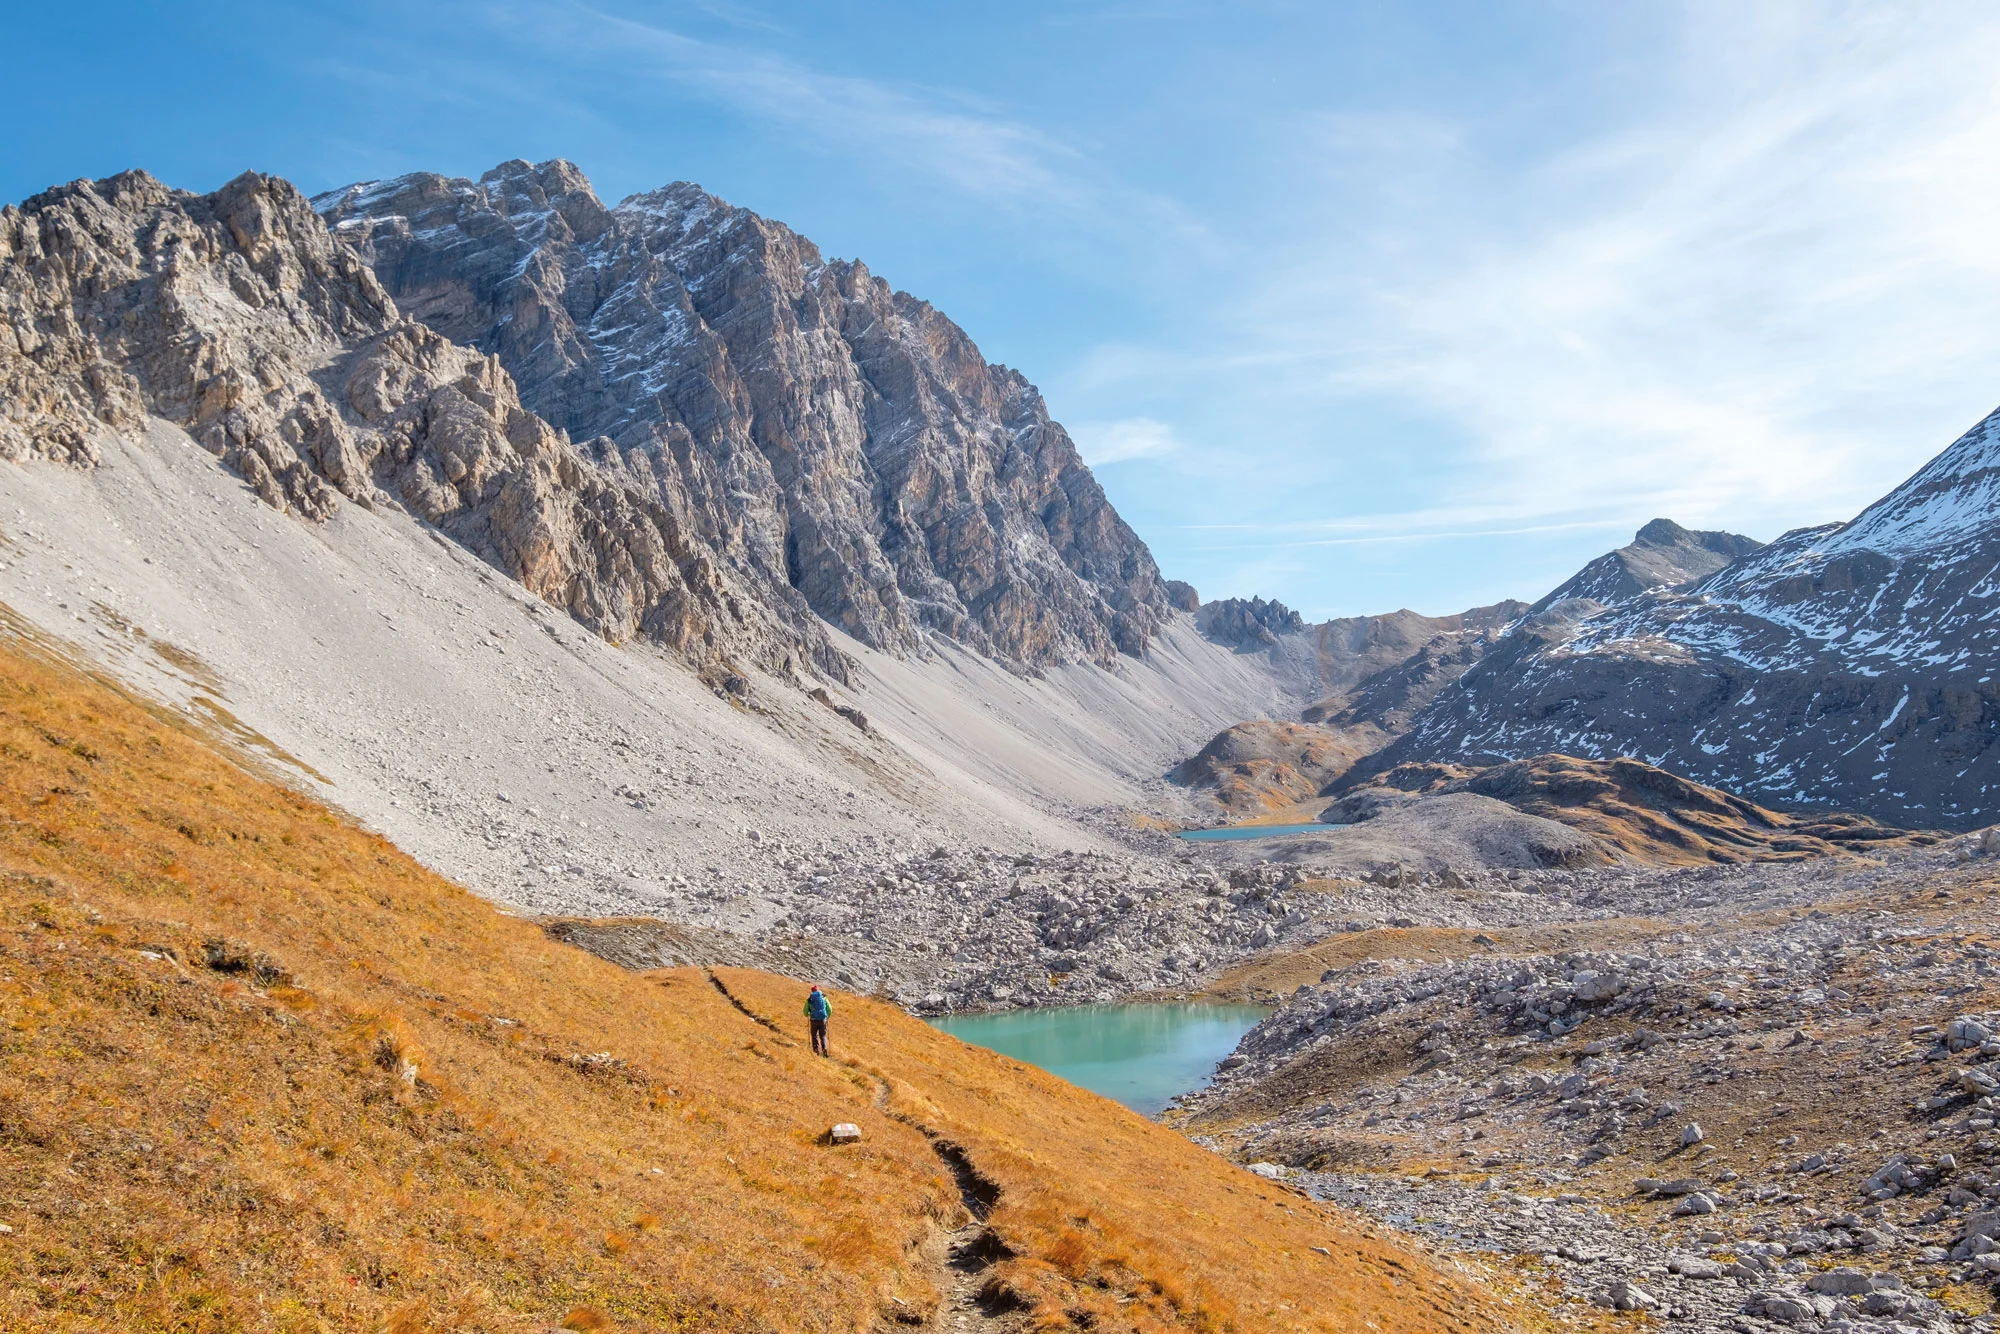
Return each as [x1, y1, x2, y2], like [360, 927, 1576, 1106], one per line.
[0, 168, 841, 679]
[315, 158, 1169, 668]
[1343, 753, 1936, 865]
[1530, 518, 1765, 613]
[1173, 599, 1533, 812]
[1385, 409, 2000, 829]
[1196, 595, 1306, 647]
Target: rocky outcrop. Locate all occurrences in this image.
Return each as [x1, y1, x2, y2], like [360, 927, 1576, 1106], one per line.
[1530, 518, 1762, 613]
[1170, 719, 1389, 811]
[1172, 599, 1530, 811]
[1385, 408, 2000, 829]
[0, 169, 837, 678]
[315, 159, 1169, 667]
[1300, 602, 1527, 720]
[1196, 596, 1305, 648]
[1311, 787, 1612, 870]
[0, 171, 391, 490]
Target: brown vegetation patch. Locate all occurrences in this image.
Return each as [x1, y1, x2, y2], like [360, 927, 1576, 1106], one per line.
[0, 629, 1509, 1331]
[721, 970, 1501, 1333]
[1353, 754, 1940, 865]
[1171, 720, 1385, 813]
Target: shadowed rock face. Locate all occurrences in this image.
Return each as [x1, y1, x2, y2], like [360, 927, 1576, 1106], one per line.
[0, 169, 838, 679]
[1383, 413, 2000, 829]
[1302, 603, 1529, 709]
[315, 159, 1168, 668]
[1172, 600, 1531, 811]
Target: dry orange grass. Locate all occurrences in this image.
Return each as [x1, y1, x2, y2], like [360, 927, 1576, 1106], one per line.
[725, 970, 1501, 1333]
[0, 629, 1508, 1332]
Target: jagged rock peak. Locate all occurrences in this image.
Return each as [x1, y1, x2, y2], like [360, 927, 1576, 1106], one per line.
[0, 167, 842, 680]
[1, 169, 395, 473]
[1197, 596, 1305, 647]
[315, 159, 1171, 667]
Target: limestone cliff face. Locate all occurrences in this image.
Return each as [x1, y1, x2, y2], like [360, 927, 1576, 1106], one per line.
[0, 169, 836, 678]
[1196, 596, 1305, 648]
[314, 159, 1169, 667]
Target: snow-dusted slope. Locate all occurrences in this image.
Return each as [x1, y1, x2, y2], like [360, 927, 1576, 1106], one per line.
[1529, 518, 1763, 613]
[1385, 407, 2000, 829]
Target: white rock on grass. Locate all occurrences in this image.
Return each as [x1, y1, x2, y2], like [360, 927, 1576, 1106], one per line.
[1669, 1256, 1726, 1278]
[1591, 1280, 1656, 1312]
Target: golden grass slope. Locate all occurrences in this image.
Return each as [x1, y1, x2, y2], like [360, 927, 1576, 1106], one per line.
[0, 628, 1507, 1333]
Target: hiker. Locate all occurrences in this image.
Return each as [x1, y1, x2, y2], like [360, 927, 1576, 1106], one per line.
[804, 985, 832, 1057]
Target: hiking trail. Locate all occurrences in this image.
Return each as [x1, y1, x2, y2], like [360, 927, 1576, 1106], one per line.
[703, 971, 1023, 1331]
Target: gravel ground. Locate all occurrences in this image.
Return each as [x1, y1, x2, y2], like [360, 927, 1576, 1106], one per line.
[1172, 842, 2000, 1331]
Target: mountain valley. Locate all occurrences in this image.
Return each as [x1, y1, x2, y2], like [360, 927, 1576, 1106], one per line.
[7, 156, 2000, 1333]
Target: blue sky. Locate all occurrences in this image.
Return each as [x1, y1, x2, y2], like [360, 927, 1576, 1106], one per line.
[11, 1, 2000, 618]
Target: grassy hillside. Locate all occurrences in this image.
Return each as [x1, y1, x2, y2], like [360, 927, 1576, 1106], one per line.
[0, 627, 1507, 1332]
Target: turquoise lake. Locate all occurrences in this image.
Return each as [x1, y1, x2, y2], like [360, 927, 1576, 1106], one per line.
[1175, 823, 1335, 841]
[928, 1003, 1269, 1115]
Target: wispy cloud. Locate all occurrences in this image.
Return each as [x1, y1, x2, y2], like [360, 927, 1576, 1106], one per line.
[1070, 417, 1182, 465]
[291, 0, 2000, 615]
[1218, 4, 2000, 538]
[486, 0, 1204, 247]
[1180, 516, 1633, 546]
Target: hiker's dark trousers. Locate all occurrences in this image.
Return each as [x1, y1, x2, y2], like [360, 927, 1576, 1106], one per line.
[810, 1018, 829, 1056]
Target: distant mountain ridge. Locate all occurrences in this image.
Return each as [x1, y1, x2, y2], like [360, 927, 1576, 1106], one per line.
[1530, 518, 1764, 612]
[315, 158, 1168, 668]
[1196, 596, 1305, 647]
[1170, 520, 1782, 819]
[1383, 409, 2000, 828]
[1173, 598, 1530, 811]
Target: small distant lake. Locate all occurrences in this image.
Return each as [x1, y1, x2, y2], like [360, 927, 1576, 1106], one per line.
[928, 1003, 1269, 1115]
[1175, 822, 1335, 841]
